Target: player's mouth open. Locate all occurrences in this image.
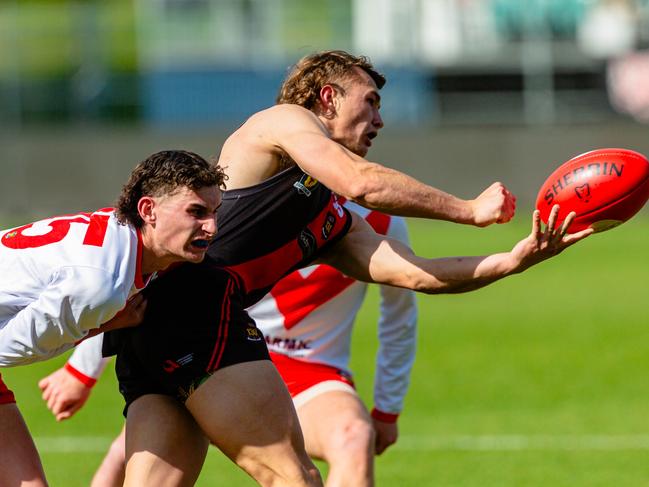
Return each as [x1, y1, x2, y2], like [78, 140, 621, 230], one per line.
[191, 239, 210, 249]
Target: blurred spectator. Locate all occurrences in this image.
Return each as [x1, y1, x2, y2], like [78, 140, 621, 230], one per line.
[577, 0, 637, 59]
[607, 49, 649, 122]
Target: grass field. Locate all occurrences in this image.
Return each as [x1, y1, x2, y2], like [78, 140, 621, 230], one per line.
[5, 212, 649, 486]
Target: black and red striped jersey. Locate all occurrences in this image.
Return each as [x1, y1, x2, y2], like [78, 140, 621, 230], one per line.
[207, 165, 352, 307]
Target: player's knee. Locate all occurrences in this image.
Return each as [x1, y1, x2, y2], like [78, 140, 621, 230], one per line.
[331, 417, 375, 459]
[108, 433, 126, 460]
[234, 441, 323, 486]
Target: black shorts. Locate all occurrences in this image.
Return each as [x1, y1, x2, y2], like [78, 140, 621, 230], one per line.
[113, 262, 270, 414]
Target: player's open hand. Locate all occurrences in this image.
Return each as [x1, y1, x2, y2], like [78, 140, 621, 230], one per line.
[470, 182, 516, 227]
[38, 367, 92, 421]
[510, 204, 593, 271]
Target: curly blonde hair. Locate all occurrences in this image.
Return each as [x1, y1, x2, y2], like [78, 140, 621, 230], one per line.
[277, 50, 385, 109]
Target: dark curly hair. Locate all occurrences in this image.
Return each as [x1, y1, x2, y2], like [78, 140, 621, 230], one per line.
[115, 150, 226, 228]
[276, 50, 386, 109]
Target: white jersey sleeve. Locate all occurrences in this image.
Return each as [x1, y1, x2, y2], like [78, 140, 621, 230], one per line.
[0, 266, 124, 366]
[0, 210, 145, 367]
[67, 335, 109, 381]
[372, 216, 418, 416]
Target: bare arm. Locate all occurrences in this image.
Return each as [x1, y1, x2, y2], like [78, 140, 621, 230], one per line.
[268, 105, 515, 226]
[317, 206, 592, 294]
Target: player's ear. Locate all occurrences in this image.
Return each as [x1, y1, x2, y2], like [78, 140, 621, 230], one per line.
[137, 196, 157, 225]
[319, 85, 338, 118]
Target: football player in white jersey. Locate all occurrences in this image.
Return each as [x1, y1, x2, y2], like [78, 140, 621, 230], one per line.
[248, 200, 416, 487]
[38, 199, 415, 487]
[0, 150, 224, 487]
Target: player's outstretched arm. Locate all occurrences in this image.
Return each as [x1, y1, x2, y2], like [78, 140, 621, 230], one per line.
[319, 205, 592, 294]
[266, 105, 515, 226]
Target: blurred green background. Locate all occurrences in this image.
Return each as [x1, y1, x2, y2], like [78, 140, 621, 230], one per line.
[3, 0, 649, 219]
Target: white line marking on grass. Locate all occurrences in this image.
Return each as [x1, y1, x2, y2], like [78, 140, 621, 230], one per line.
[396, 435, 649, 451]
[34, 436, 113, 453]
[35, 435, 649, 453]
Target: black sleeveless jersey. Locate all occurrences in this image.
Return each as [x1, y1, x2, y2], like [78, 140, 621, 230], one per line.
[206, 165, 352, 307]
[103, 165, 352, 361]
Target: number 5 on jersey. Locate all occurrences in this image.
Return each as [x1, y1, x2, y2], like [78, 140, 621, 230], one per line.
[1, 210, 112, 249]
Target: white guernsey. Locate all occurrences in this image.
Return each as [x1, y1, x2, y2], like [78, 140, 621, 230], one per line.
[248, 200, 418, 417]
[0, 209, 149, 366]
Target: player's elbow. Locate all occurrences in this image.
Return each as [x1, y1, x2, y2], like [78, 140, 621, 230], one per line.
[343, 179, 374, 204]
[342, 163, 385, 206]
[403, 269, 476, 295]
[397, 270, 445, 295]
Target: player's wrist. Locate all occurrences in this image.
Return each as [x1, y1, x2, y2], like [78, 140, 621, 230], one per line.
[371, 407, 399, 423]
[466, 198, 482, 227]
[64, 362, 97, 388]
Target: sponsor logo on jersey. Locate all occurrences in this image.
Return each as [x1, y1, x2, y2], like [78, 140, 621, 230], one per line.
[321, 212, 336, 240]
[162, 353, 194, 373]
[266, 336, 312, 351]
[297, 228, 317, 259]
[245, 325, 263, 342]
[293, 175, 319, 197]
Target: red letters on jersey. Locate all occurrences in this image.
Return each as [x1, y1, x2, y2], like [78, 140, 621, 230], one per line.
[271, 209, 391, 329]
[1, 210, 111, 250]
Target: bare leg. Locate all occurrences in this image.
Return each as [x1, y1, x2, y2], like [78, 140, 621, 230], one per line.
[297, 390, 375, 487]
[185, 360, 323, 487]
[91, 426, 126, 487]
[0, 403, 48, 487]
[123, 394, 209, 487]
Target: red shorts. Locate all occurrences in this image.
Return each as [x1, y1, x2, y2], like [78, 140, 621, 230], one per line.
[270, 352, 355, 398]
[0, 373, 16, 404]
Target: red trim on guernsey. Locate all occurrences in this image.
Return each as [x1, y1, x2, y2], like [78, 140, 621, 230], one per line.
[365, 210, 391, 236]
[271, 267, 354, 329]
[333, 196, 391, 236]
[134, 228, 148, 289]
[64, 363, 97, 388]
[0, 373, 16, 404]
[370, 408, 399, 423]
[206, 276, 235, 373]
[226, 194, 348, 294]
